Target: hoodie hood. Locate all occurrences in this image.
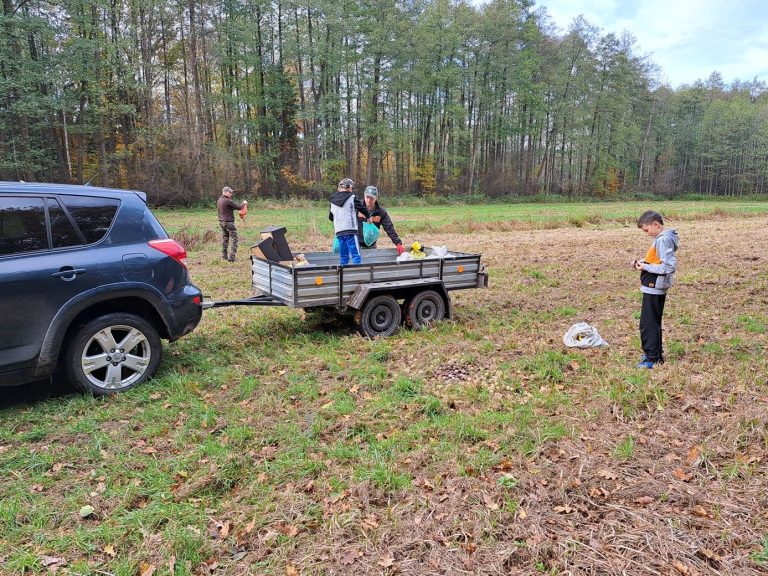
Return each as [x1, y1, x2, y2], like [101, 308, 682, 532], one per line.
[659, 228, 679, 250]
[330, 191, 354, 207]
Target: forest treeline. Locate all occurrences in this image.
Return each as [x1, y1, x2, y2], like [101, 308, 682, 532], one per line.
[2, 0, 768, 204]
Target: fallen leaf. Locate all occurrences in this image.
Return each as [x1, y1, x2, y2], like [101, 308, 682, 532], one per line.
[149, 393, 162, 400]
[697, 548, 722, 565]
[286, 564, 299, 576]
[493, 458, 514, 471]
[378, 552, 395, 568]
[104, 544, 116, 557]
[139, 563, 156, 576]
[691, 505, 710, 518]
[634, 496, 655, 505]
[589, 486, 610, 498]
[208, 519, 231, 539]
[673, 468, 691, 482]
[244, 519, 256, 534]
[275, 523, 299, 537]
[597, 469, 618, 480]
[361, 514, 379, 531]
[686, 446, 701, 466]
[482, 493, 499, 510]
[517, 508, 527, 519]
[41, 556, 66, 567]
[553, 505, 574, 514]
[339, 550, 362, 565]
[672, 560, 690, 575]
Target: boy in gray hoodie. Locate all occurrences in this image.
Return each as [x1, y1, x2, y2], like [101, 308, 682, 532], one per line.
[632, 210, 679, 369]
[329, 178, 369, 265]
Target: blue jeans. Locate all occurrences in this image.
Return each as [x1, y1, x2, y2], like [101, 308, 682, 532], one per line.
[337, 234, 361, 266]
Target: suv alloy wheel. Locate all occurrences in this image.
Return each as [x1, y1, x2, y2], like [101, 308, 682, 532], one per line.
[65, 313, 162, 395]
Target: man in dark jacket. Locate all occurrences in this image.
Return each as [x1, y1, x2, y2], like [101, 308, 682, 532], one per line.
[217, 186, 247, 262]
[357, 186, 404, 254]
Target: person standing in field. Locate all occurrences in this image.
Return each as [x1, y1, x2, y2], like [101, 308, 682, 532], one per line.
[632, 210, 679, 369]
[356, 186, 405, 254]
[217, 186, 247, 262]
[329, 178, 368, 266]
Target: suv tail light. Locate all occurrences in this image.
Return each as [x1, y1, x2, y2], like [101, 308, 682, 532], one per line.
[148, 239, 188, 269]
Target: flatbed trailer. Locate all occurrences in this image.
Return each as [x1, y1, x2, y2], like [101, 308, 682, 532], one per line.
[204, 246, 488, 338]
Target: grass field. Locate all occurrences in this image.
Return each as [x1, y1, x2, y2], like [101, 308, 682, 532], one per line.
[2, 200, 768, 575]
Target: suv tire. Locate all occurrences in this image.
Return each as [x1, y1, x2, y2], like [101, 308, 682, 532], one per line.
[65, 313, 162, 395]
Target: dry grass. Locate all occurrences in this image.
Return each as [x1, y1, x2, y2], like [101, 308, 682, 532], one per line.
[174, 215, 768, 574]
[2, 210, 767, 575]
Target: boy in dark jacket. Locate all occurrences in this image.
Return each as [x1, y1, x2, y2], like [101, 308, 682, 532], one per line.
[632, 210, 679, 368]
[356, 186, 405, 254]
[329, 178, 368, 265]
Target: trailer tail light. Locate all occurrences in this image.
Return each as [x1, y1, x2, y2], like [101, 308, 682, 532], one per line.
[192, 295, 202, 305]
[148, 239, 188, 269]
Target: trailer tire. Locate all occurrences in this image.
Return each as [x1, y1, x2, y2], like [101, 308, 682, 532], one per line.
[357, 295, 401, 338]
[405, 290, 446, 329]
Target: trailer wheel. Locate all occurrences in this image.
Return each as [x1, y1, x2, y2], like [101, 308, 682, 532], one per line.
[357, 295, 401, 338]
[405, 290, 446, 329]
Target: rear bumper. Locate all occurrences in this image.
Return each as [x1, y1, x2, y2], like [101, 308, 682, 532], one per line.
[165, 284, 203, 340]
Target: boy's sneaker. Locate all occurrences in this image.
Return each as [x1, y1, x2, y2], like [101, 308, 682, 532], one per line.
[637, 358, 655, 369]
[637, 356, 665, 369]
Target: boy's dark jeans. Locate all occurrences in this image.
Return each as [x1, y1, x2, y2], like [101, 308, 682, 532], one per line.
[640, 292, 667, 362]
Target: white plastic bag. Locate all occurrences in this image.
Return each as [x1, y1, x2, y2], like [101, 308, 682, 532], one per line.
[396, 251, 413, 262]
[563, 322, 608, 348]
[431, 245, 448, 257]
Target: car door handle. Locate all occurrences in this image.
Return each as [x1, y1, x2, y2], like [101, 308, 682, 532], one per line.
[51, 267, 87, 280]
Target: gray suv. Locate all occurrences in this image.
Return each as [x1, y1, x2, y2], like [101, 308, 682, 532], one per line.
[0, 182, 202, 394]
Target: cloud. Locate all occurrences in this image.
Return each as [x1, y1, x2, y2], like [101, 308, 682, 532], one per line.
[536, 0, 768, 86]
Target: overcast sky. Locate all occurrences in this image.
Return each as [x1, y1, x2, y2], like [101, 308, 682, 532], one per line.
[535, 0, 768, 87]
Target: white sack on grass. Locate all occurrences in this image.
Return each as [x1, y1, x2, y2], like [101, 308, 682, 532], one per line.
[563, 322, 608, 348]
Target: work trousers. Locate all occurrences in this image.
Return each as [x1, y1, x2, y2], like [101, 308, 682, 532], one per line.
[220, 221, 238, 261]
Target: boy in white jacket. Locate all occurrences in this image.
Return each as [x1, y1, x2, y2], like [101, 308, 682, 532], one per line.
[329, 178, 369, 265]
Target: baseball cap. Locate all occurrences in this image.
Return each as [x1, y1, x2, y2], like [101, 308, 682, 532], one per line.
[338, 178, 355, 189]
[364, 186, 378, 198]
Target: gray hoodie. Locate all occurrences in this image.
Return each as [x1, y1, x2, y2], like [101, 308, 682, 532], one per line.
[640, 228, 679, 295]
[329, 191, 369, 237]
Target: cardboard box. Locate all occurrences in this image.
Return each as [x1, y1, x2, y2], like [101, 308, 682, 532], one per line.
[260, 226, 292, 261]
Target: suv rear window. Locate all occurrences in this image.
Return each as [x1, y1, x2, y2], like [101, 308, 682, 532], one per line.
[0, 197, 48, 255]
[48, 198, 83, 248]
[59, 195, 119, 244]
